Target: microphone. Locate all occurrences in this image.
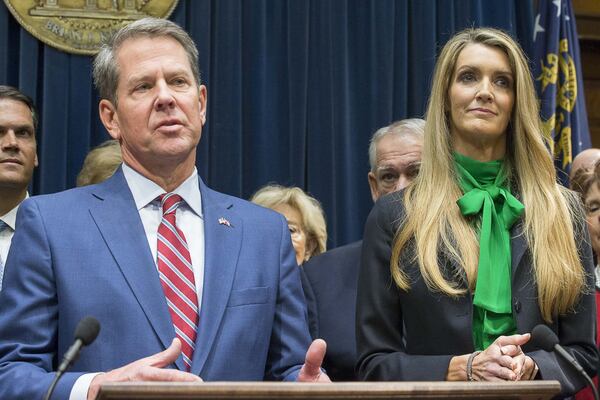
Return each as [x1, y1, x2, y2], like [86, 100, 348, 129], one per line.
[44, 316, 100, 400]
[530, 324, 598, 400]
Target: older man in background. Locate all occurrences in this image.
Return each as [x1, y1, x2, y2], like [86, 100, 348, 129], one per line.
[570, 148, 600, 183]
[301, 118, 425, 381]
[0, 85, 38, 290]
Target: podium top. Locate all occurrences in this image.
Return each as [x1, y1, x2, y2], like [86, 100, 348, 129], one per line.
[96, 381, 561, 400]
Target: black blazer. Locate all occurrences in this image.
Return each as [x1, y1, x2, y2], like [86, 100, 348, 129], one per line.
[301, 241, 362, 381]
[356, 191, 598, 398]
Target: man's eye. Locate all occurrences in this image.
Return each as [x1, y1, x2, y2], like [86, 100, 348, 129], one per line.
[381, 173, 398, 182]
[135, 83, 151, 92]
[407, 165, 421, 178]
[172, 78, 187, 86]
[16, 129, 33, 137]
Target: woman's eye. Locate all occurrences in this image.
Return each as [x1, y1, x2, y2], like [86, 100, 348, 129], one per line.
[495, 76, 511, 88]
[458, 72, 476, 83]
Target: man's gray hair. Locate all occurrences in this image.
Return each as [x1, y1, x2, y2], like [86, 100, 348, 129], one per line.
[368, 118, 425, 172]
[93, 17, 200, 106]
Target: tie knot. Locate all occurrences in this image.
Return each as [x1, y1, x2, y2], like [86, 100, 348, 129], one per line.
[0, 220, 9, 232]
[159, 193, 183, 216]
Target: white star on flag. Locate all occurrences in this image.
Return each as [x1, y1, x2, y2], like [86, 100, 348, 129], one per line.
[533, 14, 545, 42]
[552, 0, 561, 17]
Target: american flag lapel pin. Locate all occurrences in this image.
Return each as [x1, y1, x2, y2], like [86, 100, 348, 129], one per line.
[218, 217, 232, 227]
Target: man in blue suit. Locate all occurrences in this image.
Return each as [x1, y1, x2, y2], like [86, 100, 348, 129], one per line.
[301, 119, 424, 380]
[0, 18, 328, 400]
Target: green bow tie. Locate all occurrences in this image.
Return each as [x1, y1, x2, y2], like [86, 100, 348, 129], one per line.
[454, 152, 524, 350]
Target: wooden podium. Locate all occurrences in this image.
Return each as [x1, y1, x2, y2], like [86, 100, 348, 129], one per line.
[95, 381, 561, 399]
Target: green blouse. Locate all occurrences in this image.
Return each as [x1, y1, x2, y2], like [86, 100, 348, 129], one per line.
[453, 152, 525, 350]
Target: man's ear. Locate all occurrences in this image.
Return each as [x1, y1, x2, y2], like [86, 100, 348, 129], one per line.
[368, 171, 379, 203]
[34, 153, 39, 168]
[99, 99, 121, 140]
[198, 85, 207, 125]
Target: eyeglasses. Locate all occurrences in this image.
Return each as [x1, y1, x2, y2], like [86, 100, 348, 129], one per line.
[288, 223, 305, 240]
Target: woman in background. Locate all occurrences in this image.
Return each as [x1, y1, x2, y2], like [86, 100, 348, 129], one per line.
[356, 27, 597, 398]
[251, 184, 327, 266]
[76, 139, 122, 186]
[571, 161, 600, 400]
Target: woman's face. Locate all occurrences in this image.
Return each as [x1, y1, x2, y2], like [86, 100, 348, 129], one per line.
[585, 182, 600, 256]
[272, 203, 308, 266]
[448, 43, 515, 160]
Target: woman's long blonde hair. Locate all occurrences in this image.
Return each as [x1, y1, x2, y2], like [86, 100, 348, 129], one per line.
[391, 28, 586, 322]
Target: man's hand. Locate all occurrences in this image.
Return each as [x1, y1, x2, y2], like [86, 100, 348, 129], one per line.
[297, 339, 331, 382]
[87, 339, 202, 400]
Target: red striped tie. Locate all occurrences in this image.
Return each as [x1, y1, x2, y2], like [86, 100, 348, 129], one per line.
[157, 193, 198, 371]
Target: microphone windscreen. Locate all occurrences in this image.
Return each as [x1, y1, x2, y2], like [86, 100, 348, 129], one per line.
[530, 324, 559, 351]
[74, 316, 100, 346]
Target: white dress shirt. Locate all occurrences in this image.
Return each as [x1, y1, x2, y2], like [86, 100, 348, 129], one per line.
[70, 164, 205, 400]
[0, 193, 28, 289]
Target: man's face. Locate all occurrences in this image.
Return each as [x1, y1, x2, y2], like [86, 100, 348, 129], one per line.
[585, 182, 600, 256]
[0, 98, 38, 191]
[368, 133, 422, 202]
[99, 36, 207, 175]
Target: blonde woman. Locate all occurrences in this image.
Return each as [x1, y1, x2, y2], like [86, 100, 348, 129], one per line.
[356, 27, 597, 397]
[251, 184, 327, 266]
[76, 139, 122, 186]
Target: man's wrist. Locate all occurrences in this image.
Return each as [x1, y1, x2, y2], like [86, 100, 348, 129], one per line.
[68, 372, 103, 400]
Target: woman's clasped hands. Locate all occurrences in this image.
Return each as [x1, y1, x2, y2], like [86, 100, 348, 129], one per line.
[470, 333, 538, 381]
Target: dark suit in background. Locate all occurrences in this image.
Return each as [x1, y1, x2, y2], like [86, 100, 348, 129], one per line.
[301, 241, 362, 381]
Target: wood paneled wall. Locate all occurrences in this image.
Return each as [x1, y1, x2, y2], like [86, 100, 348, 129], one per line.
[573, 0, 600, 147]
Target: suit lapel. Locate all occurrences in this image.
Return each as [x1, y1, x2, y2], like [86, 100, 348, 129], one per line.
[510, 218, 528, 282]
[88, 169, 183, 370]
[191, 179, 242, 375]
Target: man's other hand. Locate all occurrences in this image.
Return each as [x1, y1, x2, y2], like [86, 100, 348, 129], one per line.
[297, 339, 331, 382]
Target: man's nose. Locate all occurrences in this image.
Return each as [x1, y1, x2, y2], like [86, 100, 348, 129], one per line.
[395, 175, 411, 191]
[154, 81, 176, 110]
[0, 130, 20, 150]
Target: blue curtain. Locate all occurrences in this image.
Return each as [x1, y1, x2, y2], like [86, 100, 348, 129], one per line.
[0, 0, 533, 248]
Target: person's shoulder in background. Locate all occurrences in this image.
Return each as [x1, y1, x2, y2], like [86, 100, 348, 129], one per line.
[301, 240, 362, 381]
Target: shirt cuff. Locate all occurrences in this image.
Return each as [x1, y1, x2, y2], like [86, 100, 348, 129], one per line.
[69, 372, 103, 400]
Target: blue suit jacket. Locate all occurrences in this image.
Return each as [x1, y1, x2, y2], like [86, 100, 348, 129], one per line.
[0, 169, 311, 400]
[301, 241, 362, 381]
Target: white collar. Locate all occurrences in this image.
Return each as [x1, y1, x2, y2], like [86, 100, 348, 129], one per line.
[121, 163, 203, 218]
[0, 192, 29, 230]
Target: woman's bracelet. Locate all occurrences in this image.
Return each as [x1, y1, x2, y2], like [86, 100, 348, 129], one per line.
[466, 351, 482, 381]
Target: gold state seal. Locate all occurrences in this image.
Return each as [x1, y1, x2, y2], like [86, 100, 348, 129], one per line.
[3, 0, 179, 55]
